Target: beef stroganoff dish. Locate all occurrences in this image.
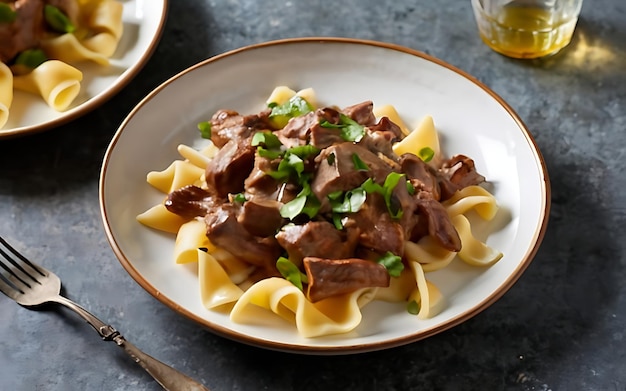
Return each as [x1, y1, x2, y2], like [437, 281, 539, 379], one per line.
[137, 86, 503, 338]
[0, 0, 123, 128]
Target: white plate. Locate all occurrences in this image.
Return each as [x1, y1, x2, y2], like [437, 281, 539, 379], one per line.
[100, 38, 550, 354]
[0, 0, 168, 138]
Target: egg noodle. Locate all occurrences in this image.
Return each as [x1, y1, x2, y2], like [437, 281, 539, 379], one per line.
[0, 0, 123, 128]
[137, 87, 503, 338]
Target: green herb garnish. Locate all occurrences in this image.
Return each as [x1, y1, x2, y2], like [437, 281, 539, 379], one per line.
[276, 257, 308, 290]
[418, 146, 435, 163]
[377, 251, 404, 277]
[320, 113, 366, 142]
[352, 153, 369, 171]
[14, 49, 48, 70]
[44, 5, 75, 33]
[268, 95, 313, 128]
[232, 193, 246, 203]
[197, 121, 211, 139]
[407, 300, 420, 315]
[0, 3, 16, 23]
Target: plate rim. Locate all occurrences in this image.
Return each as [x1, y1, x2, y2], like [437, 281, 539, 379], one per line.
[99, 37, 551, 354]
[0, 0, 170, 139]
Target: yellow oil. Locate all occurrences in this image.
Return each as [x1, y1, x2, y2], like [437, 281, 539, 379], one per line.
[479, 5, 578, 59]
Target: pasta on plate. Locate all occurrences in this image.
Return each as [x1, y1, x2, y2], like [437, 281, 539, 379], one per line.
[0, 0, 123, 128]
[137, 87, 504, 338]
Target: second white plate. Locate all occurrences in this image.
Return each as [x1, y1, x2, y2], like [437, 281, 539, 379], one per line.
[1, 0, 169, 138]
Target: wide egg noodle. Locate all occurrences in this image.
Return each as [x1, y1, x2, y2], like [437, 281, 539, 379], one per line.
[230, 277, 377, 338]
[452, 214, 504, 267]
[136, 203, 189, 234]
[0, 62, 13, 128]
[79, 0, 124, 56]
[174, 219, 214, 264]
[408, 261, 445, 319]
[404, 237, 457, 272]
[146, 159, 205, 194]
[198, 249, 244, 309]
[12, 60, 82, 111]
[40, 33, 110, 65]
[443, 185, 499, 220]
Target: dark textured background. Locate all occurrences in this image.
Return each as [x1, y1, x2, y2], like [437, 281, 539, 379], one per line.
[1, 1, 625, 390]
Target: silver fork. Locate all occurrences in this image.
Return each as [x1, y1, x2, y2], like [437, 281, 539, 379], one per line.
[0, 235, 210, 391]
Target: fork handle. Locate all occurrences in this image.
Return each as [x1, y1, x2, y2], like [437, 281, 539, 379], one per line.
[52, 295, 210, 391]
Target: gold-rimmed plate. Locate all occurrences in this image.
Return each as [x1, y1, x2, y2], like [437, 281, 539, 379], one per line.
[100, 38, 550, 354]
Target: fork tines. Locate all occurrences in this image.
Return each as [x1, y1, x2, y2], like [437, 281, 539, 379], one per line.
[0, 236, 45, 295]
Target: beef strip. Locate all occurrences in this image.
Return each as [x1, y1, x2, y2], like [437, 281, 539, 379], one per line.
[208, 109, 271, 148]
[237, 198, 285, 237]
[205, 138, 256, 198]
[165, 185, 217, 219]
[343, 192, 407, 256]
[303, 257, 390, 302]
[275, 220, 359, 263]
[440, 154, 485, 189]
[342, 101, 376, 126]
[413, 192, 462, 252]
[204, 204, 282, 271]
[311, 142, 392, 204]
[399, 153, 441, 200]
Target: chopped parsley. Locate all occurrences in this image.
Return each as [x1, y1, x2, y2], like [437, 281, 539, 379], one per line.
[276, 257, 308, 291]
[14, 49, 48, 70]
[268, 95, 314, 128]
[376, 251, 404, 277]
[0, 3, 16, 23]
[197, 121, 211, 139]
[418, 146, 435, 163]
[44, 5, 75, 33]
[320, 113, 366, 142]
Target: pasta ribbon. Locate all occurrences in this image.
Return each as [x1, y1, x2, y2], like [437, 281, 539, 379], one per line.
[174, 219, 215, 264]
[40, 33, 110, 65]
[198, 250, 244, 309]
[452, 214, 503, 267]
[392, 115, 442, 166]
[146, 160, 205, 194]
[177, 143, 219, 169]
[0, 62, 13, 128]
[404, 237, 457, 272]
[408, 262, 445, 319]
[136, 203, 189, 234]
[230, 277, 376, 338]
[444, 185, 499, 220]
[13, 60, 82, 111]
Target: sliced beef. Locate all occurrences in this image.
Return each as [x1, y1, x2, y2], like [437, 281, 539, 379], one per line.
[205, 139, 256, 198]
[237, 198, 285, 237]
[204, 204, 282, 271]
[311, 142, 391, 203]
[209, 109, 271, 148]
[275, 221, 359, 263]
[303, 257, 390, 302]
[343, 192, 406, 256]
[361, 116, 404, 160]
[440, 154, 485, 189]
[342, 101, 376, 126]
[165, 185, 216, 219]
[276, 107, 344, 149]
[400, 153, 441, 200]
[413, 192, 462, 252]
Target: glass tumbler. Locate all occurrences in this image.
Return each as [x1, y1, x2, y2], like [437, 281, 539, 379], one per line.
[471, 0, 583, 59]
